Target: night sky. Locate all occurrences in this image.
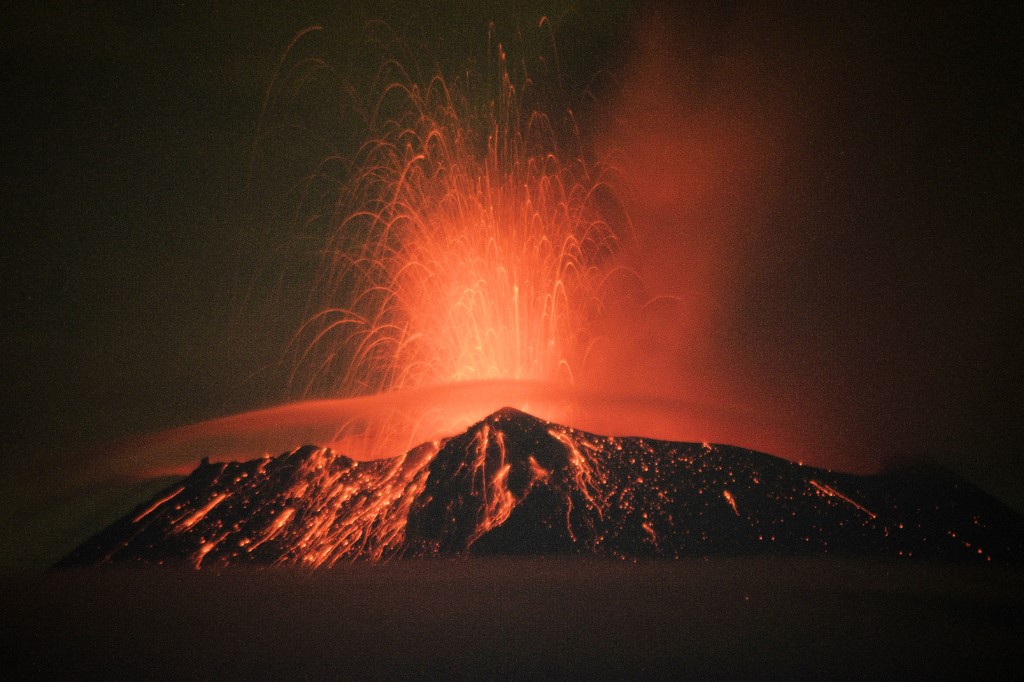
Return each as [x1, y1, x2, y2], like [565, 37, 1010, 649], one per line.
[1, 0, 1021, 536]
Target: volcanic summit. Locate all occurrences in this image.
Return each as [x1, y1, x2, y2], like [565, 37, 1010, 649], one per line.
[63, 408, 1024, 568]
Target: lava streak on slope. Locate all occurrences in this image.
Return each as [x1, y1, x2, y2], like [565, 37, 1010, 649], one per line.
[64, 409, 1024, 568]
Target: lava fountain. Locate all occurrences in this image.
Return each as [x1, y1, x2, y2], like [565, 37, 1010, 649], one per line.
[83, 25, 764, 485]
[284, 29, 630, 457]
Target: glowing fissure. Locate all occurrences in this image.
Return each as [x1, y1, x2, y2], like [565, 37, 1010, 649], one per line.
[176, 493, 228, 532]
[808, 479, 877, 520]
[466, 424, 516, 544]
[132, 486, 184, 523]
[723, 489, 740, 516]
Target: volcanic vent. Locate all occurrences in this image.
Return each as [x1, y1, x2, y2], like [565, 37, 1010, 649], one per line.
[64, 409, 1024, 567]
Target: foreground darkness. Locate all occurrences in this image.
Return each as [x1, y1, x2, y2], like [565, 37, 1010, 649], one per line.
[3, 559, 1023, 679]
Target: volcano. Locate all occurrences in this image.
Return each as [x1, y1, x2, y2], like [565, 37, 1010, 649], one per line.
[63, 408, 1024, 567]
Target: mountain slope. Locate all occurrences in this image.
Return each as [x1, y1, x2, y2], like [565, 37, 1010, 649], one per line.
[62, 408, 1024, 567]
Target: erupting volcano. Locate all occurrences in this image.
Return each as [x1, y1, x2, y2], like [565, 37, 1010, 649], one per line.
[8, 3, 1024, 675]
[59, 26, 1024, 570]
[7, 6, 1024, 679]
[64, 408, 1024, 568]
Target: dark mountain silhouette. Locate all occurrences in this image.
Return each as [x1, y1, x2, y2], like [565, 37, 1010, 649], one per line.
[63, 408, 1024, 567]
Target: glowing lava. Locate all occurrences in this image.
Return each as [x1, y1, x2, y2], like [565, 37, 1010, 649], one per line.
[288, 31, 626, 453]
[65, 409, 1024, 567]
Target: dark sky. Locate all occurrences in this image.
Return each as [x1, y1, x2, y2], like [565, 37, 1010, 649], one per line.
[1, 2, 1021, 509]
